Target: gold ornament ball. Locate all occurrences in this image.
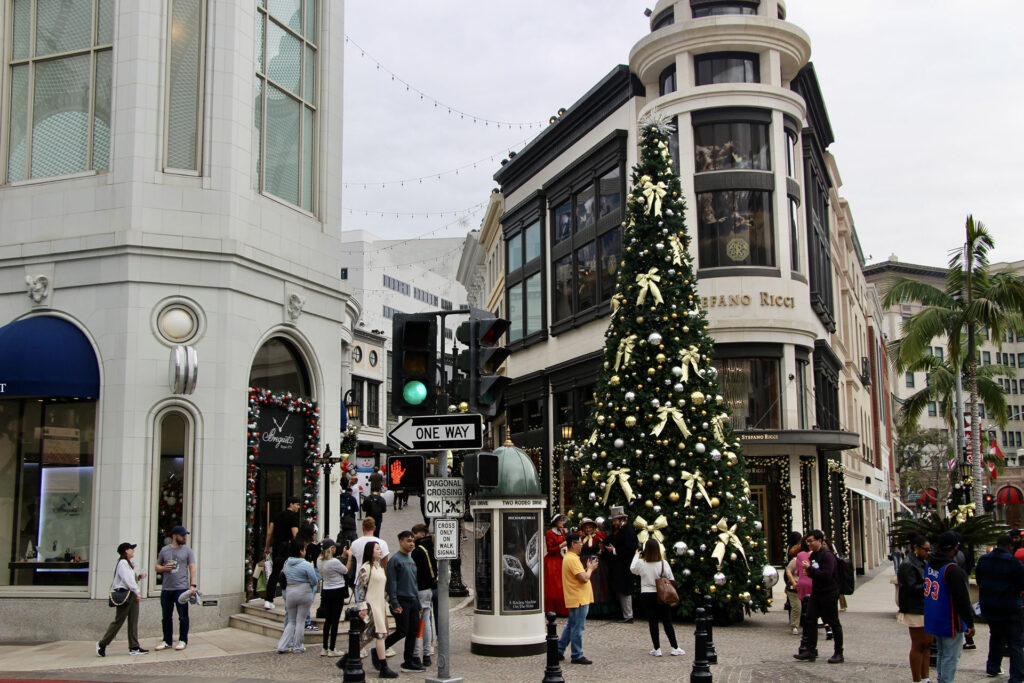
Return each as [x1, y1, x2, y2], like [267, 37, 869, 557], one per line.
[597, 415, 606, 425]
[653, 473, 661, 481]
[669, 491, 680, 502]
[710, 497, 721, 507]
[599, 451, 607, 458]
[647, 367, 656, 376]
[636, 316, 645, 324]
[691, 391, 705, 405]
[709, 586, 717, 593]
[610, 375, 621, 386]
[682, 326, 689, 333]
[459, 402, 470, 412]
[669, 459, 677, 467]
[645, 499, 654, 508]
[656, 353, 667, 363]
[625, 416, 637, 427]
[654, 491, 662, 499]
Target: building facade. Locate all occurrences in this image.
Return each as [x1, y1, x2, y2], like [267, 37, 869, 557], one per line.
[478, 0, 894, 570]
[0, 0, 350, 639]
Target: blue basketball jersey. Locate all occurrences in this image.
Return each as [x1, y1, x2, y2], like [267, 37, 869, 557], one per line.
[923, 562, 966, 638]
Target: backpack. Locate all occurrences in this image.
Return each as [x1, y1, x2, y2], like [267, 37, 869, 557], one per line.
[363, 495, 386, 519]
[837, 554, 855, 595]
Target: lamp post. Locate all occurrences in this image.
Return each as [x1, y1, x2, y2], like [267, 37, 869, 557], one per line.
[343, 388, 361, 429]
[560, 424, 573, 441]
[314, 444, 342, 537]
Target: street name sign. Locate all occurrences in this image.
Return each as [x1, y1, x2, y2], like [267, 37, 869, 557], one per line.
[387, 414, 483, 452]
[425, 477, 465, 518]
[434, 518, 459, 560]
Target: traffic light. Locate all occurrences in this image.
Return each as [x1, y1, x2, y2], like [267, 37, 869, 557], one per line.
[392, 313, 438, 416]
[455, 310, 511, 417]
[462, 451, 499, 492]
[386, 454, 425, 494]
[983, 493, 995, 513]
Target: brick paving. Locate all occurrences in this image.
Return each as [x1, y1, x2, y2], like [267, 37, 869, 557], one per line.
[0, 503, 1010, 681]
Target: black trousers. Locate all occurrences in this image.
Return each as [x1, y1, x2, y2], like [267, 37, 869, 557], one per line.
[639, 592, 677, 650]
[265, 552, 287, 603]
[803, 590, 843, 654]
[384, 596, 420, 664]
[987, 616, 1024, 681]
[321, 587, 346, 651]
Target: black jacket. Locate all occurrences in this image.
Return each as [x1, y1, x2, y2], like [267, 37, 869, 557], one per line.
[412, 537, 438, 591]
[928, 552, 975, 629]
[806, 547, 839, 595]
[897, 554, 926, 615]
[602, 522, 638, 593]
[975, 547, 1024, 621]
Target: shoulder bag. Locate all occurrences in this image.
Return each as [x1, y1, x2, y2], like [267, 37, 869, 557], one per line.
[108, 559, 132, 607]
[655, 560, 679, 606]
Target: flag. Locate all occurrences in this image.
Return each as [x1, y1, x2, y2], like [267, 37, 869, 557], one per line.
[987, 459, 998, 480]
[948, 456, 957, 472]
[990, 437, 1005, 460]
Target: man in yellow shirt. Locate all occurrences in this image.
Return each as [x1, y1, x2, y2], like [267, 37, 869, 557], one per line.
[558, 532, 598, 664]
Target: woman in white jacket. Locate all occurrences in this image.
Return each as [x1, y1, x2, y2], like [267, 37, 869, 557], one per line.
[97, 542, 148, 657]
[630, 539, 683, 657]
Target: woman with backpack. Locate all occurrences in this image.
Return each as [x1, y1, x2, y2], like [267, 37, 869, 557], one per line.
[630, 539, 683, 657]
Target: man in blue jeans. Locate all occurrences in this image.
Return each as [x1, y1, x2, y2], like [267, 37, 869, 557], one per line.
[924, 531, 976, 683]
[976, 534, 1024, 681]
[154, 525, 197, 651]
[558, 533, 597, 665]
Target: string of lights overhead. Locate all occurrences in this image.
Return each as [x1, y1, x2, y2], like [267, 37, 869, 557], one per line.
[339, 212, 480, 256]
[342, 200, 487, 219]
[345, 34, 549, 130]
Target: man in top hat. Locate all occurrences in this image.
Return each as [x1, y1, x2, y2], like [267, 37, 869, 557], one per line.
[601, 506, 638, 622]
[154, 525, 197, 651]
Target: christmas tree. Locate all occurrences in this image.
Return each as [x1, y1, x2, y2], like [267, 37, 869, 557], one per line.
[567, 113, 772, 621]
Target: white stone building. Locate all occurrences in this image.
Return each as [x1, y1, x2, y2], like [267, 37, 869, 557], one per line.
[0, 0, 351, 639]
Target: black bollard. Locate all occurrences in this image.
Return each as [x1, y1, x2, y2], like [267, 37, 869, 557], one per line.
[690, 606, 713, 682]
[703, 595, 718, 665]
[542, 612, 565, 683]
[337, 606, 365, 682]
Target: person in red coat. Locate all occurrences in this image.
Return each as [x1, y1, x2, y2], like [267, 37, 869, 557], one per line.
[544, 514, 569, 616]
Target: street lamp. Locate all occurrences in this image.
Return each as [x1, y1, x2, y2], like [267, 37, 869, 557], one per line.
[560, 424, 573, 441]
[343, 388, 361, 424]
[313, 444, 342, 537]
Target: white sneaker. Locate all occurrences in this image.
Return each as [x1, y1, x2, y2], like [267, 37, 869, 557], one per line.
[385, 647, 397, 657]
[174, 641, 186, 651]
[671, 647, 686, 656]
[155, 642, 170, 651]
[320, 648, 331, 657]
[650, 648, 662, 657]
[792, 627, 800, 635]
[264, 600, 274, 610]
[359, 647, 369, 659]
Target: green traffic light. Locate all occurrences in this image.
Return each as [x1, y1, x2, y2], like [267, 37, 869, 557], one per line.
[403, 380, 428, 405]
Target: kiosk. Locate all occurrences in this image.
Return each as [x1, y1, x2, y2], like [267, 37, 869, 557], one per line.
[469, 439, 546, 655]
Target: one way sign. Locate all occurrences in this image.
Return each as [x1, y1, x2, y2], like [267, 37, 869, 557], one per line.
[387, 414, 483, 452]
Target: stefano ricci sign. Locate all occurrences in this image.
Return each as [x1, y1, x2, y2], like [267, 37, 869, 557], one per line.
[256, 404, 306, 464]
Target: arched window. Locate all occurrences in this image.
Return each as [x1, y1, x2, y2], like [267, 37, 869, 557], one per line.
[153, 410, 193, 584]
[249, 337, 311, 397]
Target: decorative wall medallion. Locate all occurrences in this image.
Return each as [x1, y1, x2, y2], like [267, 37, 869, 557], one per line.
[286, 292, 306, 321]
[25, 274, 50, 304]
[725, 238, 750, 262]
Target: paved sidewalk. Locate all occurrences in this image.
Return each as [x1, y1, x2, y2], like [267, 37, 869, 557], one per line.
[0, 503, 1008, 681]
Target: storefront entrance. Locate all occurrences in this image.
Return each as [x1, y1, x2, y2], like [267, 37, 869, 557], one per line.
[253, 464, 302, 556]
[746, 457, 792, 565]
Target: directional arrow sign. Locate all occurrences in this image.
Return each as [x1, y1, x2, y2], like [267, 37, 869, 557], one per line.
[387, 414, 484, 452]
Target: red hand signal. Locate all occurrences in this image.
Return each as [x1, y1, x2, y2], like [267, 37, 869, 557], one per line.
[390, 460, 407, 485]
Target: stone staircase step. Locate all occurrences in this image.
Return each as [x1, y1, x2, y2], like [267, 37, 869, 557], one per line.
[239, 602, 326, 626]
[228, 612, 325, 645]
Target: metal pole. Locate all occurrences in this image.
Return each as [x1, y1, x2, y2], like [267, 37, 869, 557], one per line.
[955, 371, 967, 511]
[426, 449, 462, 683]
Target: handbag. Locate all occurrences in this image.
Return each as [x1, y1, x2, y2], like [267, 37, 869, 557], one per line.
[655, 561, 679, 606]
[108, 560, 132, 607]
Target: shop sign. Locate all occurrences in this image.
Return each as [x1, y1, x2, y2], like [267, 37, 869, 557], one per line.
[256, 404, 306, 464]
[701, 292, 796, 309]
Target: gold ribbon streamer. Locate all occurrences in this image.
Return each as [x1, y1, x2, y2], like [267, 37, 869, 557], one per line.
[711, 414, 730, 445]
[711, 517, 748, 569]
[650, 405, 692, 439]
[614, 335, 637, 371]
[679, 469, 712, 508]
[668, 234, 685, 265]
[634, 514, 668, 555]
[611, 294, 622, 315]
[602, 468, 635, 505]
[636, 269, 664, 306]
[678, 346, 701, 382]
[585, 430, 598, 447]
[642, 179, 668, 216]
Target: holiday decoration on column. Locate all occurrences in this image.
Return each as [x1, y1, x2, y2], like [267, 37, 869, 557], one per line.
[566, 113, 770, 621]
[243, 387, 320, 594]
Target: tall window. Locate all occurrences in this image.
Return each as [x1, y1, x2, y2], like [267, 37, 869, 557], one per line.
[155, 411, 190, 575]
[164, 0, 206, 171]
[789, 198, 801, 273]
[694, 121, 769, 171]
[694, 52, 759, 86]
[713, 357, 780, 429]
[796, 357, 809, 429]
[254, 0, 318, 211]
[651, 7, 674, 29]
[365, 382, 380, 428]
[905, 371, 915, 388]
[697, 190, 774, 267]
[659, 64, 677, 96]
[506, 205, 544, 344]
[6, 0, 114, 182]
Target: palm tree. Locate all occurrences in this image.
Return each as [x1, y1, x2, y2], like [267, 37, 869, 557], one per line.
[896, 354, 1012, 434]
[884, 216, 1024, 510]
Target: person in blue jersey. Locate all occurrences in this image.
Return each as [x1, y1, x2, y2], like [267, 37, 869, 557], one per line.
[924, 531, 976, 683]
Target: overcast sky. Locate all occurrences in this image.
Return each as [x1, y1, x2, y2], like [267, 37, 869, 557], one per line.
[342, 1, 1024, 269]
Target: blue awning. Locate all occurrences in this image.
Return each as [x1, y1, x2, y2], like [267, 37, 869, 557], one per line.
[0, 317, 99, 398]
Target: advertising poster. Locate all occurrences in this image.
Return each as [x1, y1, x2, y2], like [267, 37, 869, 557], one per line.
[501, 511, 540, 612]
[474, 512, 493, 612]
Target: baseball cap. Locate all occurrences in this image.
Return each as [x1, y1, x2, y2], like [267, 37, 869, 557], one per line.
[170, 525, 189, 536]
[937, 531, 960, 551]
[117, 542, 136, 554]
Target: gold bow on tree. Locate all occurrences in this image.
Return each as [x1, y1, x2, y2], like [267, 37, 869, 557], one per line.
[642, 178, 668, 216]
[603, 468, 635, 505]
[634, 514, 668, 555]
[711, 413, 730, 445]
[668, 234, 685, 265]
[679, 469, 712, 508]
[651, 405, 692, 439]
[677, 346, 701, 382]
[611, 294, 623, 315]
[711, 517, 748, 569]
[585, 430, 598, 446]
[615, 334, 637, 371]
[635, 269, 663, 306]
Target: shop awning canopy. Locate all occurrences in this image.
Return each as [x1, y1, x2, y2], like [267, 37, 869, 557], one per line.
[996, 485, 1024, 506]
[918, 488, 938, 506]
[0, 316, 99, 398]
[848, 486, 890, 507]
